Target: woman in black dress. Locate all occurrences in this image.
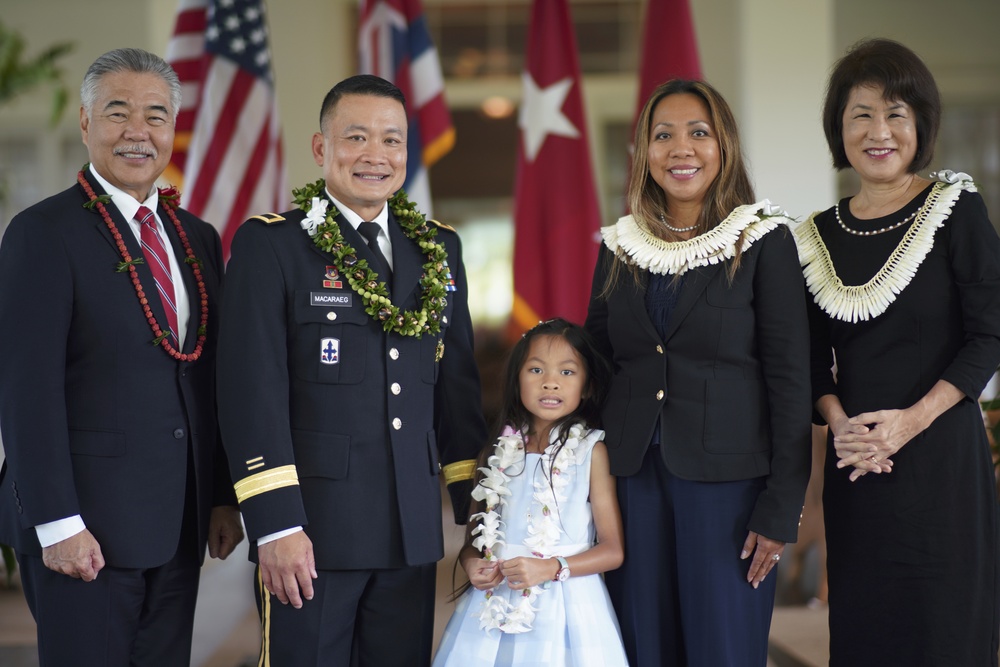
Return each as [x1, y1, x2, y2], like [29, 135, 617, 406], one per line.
[791, 38, 1000, 665]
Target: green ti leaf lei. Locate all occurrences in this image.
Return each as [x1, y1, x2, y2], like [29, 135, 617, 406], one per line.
[292, 179, 449, 338]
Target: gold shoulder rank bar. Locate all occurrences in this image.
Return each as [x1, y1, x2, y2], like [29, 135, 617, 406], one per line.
[429, 219, 456, 232]
[249, 213, 285, 224]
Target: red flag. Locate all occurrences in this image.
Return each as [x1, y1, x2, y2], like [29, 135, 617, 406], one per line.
[511, 0, 602, 332]
[633, 0, 702, 134]
[165, 0, 287, 259]
[358, 0, 454, 216]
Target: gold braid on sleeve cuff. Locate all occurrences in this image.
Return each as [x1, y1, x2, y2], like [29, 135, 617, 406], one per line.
[234, 465, 299, 503]
[443, 459, 477, 485]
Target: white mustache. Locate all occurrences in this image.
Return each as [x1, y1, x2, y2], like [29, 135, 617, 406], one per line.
[113, 144, 157, 158]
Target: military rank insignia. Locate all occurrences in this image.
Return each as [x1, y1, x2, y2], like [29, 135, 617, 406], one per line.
[320, 337, 340, 364]
[442, 259, 457, 292]
[324, 266, 343, 289]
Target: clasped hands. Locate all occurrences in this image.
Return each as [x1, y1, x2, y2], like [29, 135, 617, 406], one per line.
[461, 549, 557, 592]
[830, 407, 924, 481]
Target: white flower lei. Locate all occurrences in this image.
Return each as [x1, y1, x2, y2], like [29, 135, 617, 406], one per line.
[468, 422, 591, 635]
[790, 171, 975, 323]
[602, 200, 790, 276]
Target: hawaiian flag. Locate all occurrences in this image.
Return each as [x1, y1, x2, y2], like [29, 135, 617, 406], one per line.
[165, 0, 286, 259]
[510, 0, 602, 331]
[358, 0, 454, 216]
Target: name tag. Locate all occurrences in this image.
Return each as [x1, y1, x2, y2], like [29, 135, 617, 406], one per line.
[311, 292, 353, 307]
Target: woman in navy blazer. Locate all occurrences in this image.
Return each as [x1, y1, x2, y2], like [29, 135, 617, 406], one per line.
[585, 80, 812, 666]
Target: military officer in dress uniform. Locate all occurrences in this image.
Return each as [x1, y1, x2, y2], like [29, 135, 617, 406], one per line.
[217, 74, 486, 666]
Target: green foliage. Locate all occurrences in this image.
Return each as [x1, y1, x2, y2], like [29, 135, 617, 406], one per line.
[0, 20, 73, 126]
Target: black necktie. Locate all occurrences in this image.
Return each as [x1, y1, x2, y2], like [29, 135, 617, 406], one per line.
[357, 221, 392, 288]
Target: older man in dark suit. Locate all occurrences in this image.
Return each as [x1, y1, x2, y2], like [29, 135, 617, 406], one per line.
[0, 48, 242, 666]
[217, 74, 486, 666]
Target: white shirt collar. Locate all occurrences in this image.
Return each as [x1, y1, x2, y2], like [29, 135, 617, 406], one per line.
[325, 188, 389, 238]
[89, 167, 159, 225]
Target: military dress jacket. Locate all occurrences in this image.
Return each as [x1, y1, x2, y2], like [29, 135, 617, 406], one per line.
[218, 204, 484, 569]
[0, 170, 234, 567]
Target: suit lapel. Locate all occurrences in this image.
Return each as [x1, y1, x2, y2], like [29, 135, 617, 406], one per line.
[80, 171, 180, 347]
[387, 211, 424, 308]
[659, 262, 724, 343]
[623, 272, 663, 345]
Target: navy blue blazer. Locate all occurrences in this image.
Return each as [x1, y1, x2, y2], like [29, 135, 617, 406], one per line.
[585, 226, 812, 543]
[0, 170, 235, 567]
[217, 204, 485, 569]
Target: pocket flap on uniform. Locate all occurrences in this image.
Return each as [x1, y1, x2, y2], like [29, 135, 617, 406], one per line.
[291, 430, 350, 479]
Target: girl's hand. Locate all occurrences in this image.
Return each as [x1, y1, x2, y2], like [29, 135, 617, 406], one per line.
[459, 546, 503, 590]
[500, 556, 559, 591]
[740, 531, 785, 589]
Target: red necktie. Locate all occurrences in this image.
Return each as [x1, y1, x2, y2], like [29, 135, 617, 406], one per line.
[136, 205, 179, 345]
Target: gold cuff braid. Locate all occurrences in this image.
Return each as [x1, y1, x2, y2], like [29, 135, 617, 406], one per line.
[443, 459, 476, 485]
[234, 465, 299, 503]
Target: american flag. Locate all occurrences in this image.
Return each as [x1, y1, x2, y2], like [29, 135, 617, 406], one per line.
[165, 0, 286, 258]
[358, 0, 454, 216]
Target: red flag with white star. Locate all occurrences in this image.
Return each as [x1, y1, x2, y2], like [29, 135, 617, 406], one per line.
[510, 0, 602, 332]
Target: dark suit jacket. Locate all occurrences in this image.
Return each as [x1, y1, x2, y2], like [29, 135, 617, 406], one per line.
[585, 226, 811, 542]
[0, 169, 234, 567]
[217, 204, 485, 570]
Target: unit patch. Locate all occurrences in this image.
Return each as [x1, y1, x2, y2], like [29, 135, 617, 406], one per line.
[311, 292, 353, 307]
[320, 338, 340, 365]
[323, 266, 343, 289]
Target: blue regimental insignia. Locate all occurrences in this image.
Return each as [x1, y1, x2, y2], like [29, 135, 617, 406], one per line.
[320, 338, 340, 365]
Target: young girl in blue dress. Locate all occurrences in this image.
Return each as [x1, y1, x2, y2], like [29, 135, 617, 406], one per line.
[433, 319, 628, 667]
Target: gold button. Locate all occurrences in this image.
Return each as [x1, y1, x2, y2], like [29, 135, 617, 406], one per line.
[389, 348, 399, 360]
[392, 418, 402, 430]
[656, 390, 664, 400]
[655, 345, 663, 354]
[391, 382, 401, 395]
[326, 312, 337, 321]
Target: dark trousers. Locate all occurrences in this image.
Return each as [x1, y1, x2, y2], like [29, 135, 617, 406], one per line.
[255, 562, 437, 667]
[606, 444, 776, 667]
[20, 540, 200, 667]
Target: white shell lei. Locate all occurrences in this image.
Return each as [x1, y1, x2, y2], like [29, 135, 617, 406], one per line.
[468, 423, 590, 635]
[790, 171, 976, 323]
[601, 200, 790, 276]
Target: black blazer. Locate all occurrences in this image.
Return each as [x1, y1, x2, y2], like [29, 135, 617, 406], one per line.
[217, 205, 485, 570]
[0, 170, 234, 567]
[585, 226, 812, 542]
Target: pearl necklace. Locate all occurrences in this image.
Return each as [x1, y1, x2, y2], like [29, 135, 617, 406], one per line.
[790, 173, 975, 323]
[835, 201, 918, 236]
[603, 200, 789, 276]
[658, 214, 698, 234]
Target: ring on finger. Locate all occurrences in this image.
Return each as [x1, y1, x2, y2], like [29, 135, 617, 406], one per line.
[771, 553, 780, 562]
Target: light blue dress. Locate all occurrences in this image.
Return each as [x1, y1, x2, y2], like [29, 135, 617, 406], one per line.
[433, 425, 628, 667]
